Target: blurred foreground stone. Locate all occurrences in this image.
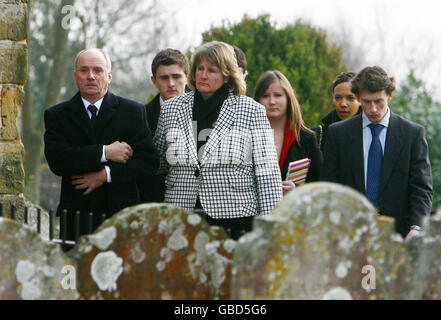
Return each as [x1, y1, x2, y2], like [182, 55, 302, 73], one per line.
[69, 203, 233, 300]
[232, 182, 441, 300]
[0, 204, 233, 299]
[0, 218, 78, 300]
[0, 184, 440, 300]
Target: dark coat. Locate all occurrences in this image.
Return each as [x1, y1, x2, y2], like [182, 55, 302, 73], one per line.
[312, 107, 362, 152]
[44, 91, 159, 239]
[280, 129, 322, 183]
[323, 112, 433, 237]
[145, 93, 161, 136]
[138, 93, 166, 202]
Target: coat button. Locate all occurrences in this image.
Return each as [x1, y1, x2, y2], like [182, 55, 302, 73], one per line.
[194, 169, 200, 177]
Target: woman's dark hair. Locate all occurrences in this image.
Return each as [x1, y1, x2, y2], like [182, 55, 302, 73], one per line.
[332, 71, 357, 92]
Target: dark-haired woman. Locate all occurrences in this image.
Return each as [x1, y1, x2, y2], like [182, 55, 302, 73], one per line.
[312, 71, 361, 152]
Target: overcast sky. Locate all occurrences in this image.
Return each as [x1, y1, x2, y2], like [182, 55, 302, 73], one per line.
[161, 0, 441, 97]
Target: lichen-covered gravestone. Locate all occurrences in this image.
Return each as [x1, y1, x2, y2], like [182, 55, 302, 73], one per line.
[231, 182, 441, 300]
[68, 203, 236, 300]
[0, 218, 78, 300]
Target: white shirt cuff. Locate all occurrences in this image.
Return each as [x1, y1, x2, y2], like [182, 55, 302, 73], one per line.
[104, 166, 111, 183]
[101, 146, 107, 163]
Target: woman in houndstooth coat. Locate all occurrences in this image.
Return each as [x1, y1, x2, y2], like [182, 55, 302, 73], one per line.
[154, 41, 282, 239]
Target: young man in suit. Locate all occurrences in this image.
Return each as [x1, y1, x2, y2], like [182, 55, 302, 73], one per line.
[323, 66, 433, 240]
[233, 45, 248, 80]
[44, 48, 159, 246]
[138, 49, 189, 202]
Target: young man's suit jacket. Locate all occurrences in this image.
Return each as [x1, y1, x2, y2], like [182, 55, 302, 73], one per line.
[138, 93, 166, 202]
[44, 91, 159, 235]
[323, 112, 433, 237]
[154, 90, 283, 219]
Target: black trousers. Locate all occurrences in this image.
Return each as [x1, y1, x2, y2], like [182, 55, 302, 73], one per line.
[194, 209, 254, 240]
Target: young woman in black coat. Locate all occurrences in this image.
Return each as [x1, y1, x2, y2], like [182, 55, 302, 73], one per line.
[254, 70, 322, 196]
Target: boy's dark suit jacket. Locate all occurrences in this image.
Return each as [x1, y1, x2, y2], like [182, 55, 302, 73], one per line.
[138, 93, 166, 202]
[44, 91, 159, 239]
[323, 112, 433, 237]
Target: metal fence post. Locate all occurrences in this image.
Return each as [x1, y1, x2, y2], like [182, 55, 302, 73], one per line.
[62, 209, 67, 246]
[75, 211, 80, 242]
[37, 208, 41, 234]
[24, 206, 28, 224]
[88, 212, 93, 234]
[49, 209, 53, 241]
[10, 205, 15, 220]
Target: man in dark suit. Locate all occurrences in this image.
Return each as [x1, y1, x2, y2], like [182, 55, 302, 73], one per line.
[323, 66, 433, 239]
[138, 49, 189, 202]
[44, 48, 159, 245]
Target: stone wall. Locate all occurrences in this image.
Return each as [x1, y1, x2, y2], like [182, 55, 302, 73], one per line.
[0, 0, 27, 220]
[0, 183, 440, 300]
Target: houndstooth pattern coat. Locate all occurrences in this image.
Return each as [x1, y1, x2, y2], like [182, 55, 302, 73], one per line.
[154, 90, 283, 218]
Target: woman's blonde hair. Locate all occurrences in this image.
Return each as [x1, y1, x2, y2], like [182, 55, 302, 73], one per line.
[188, 41, 246, 96]
[254, 70, 311, 142]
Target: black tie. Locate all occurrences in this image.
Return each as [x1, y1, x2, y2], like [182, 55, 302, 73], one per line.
[88, 104, 98, 128]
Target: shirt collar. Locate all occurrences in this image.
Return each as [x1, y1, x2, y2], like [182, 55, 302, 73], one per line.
[362, 107, 391, 129]
[159, 96, 165, 107]
[81, 97, 104, 114]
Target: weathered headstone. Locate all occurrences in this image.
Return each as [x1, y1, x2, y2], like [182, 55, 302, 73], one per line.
[68, 203, 235, 300]
[232, 182, 441, 300]
[0, 218, 78, 300]
[0, 186, 440, 300]
[419, 210, 441, 299]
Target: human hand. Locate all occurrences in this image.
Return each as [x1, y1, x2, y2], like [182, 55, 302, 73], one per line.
[405, 229, 420, 241]
[71, 168, 107, 195]
[282, 180, 296, 196]
[105, 141, 133, 163]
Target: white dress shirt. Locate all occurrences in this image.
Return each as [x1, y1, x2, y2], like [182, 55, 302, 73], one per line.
[362, 108, 390, 189]
[81, 97, 111, 182]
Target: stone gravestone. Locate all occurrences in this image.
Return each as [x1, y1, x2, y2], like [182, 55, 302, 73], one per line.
[1, 182, 440, 300]
[420, 210, 441, 299]
[68, 203, 235, 300]
[0, 204, 236, 300]
[232, 182, 441, 300]
[0, 217, 78, 300]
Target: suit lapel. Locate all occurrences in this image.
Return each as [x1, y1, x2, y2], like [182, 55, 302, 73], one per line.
[95, 92, 118, 138]
[67, 92, 95, 141]
[380, 112, 403, 193]
[200, 92, 237, 164]
[345, 115, 365, 193]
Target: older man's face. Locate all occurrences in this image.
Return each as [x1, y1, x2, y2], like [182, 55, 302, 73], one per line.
[73, 50, 112, 103]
